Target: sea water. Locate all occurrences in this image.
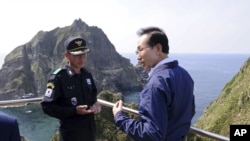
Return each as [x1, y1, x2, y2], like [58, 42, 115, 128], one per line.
[0, 53, 249, 141]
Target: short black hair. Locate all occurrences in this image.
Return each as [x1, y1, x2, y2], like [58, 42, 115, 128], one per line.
[137, 27, 169, 54]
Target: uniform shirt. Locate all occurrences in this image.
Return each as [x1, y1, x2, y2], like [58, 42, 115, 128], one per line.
[41, 65, 97, 128]
[114, 60, 195, 141]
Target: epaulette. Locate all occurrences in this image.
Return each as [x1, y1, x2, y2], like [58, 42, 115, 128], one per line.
[53, 68, 62, 75]
[49, 68, 62, 80]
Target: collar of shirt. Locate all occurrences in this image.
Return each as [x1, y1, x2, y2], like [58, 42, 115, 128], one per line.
[65, 65, 84, 77]
[148, 57, 175, 77]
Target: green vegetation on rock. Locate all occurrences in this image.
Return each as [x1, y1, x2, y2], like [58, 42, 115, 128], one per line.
[194, 57, 250, 140]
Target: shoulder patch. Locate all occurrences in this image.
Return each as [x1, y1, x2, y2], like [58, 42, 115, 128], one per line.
[47, 82, 55, 89]
[53, 68, 62, 75]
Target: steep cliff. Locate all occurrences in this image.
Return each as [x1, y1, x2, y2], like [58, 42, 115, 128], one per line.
[194, 57, 250, 137]
[0, 19, 144, 100]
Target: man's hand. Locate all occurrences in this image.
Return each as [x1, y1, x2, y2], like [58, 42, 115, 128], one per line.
[112, 100, 123, 116]
[90, 102, 101, 114]
[76, 105, 94, 115]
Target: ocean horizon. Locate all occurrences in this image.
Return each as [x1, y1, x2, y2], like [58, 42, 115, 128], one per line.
[0, 53, 249, 141]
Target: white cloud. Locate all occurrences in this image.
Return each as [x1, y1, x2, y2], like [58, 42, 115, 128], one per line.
[0, 0, 250, 55]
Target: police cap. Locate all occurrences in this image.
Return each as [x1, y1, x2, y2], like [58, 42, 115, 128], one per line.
[64, 37, 90, 55]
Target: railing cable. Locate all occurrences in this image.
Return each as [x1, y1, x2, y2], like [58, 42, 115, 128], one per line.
[0, 97, 229, 141]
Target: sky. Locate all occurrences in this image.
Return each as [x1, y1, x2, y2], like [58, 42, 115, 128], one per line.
[0, 0, 250, 57]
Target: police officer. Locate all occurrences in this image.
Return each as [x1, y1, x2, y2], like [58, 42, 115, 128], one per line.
[41, 37, 101, 141]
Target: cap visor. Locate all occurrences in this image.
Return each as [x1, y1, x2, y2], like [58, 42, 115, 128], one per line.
[69, 48, 90, 55]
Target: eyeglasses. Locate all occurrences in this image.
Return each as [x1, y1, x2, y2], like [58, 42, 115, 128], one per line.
[135, 47, 149, 55]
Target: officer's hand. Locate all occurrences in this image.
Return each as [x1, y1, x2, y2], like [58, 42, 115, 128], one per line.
[112, 100, 123, 116]
[90, 102, 101, 114]
[76, 105, 94, 115]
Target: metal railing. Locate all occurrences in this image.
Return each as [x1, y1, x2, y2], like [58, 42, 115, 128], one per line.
[0, 97, 229, 141]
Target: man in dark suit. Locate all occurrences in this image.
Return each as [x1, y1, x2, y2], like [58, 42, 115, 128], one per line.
[0, 112, 21, 141]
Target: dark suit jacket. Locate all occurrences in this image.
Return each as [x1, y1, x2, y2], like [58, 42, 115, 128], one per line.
[0, 112, 21, 141]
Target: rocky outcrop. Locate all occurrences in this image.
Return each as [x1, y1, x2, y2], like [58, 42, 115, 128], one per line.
[0, 19, 144, 100]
